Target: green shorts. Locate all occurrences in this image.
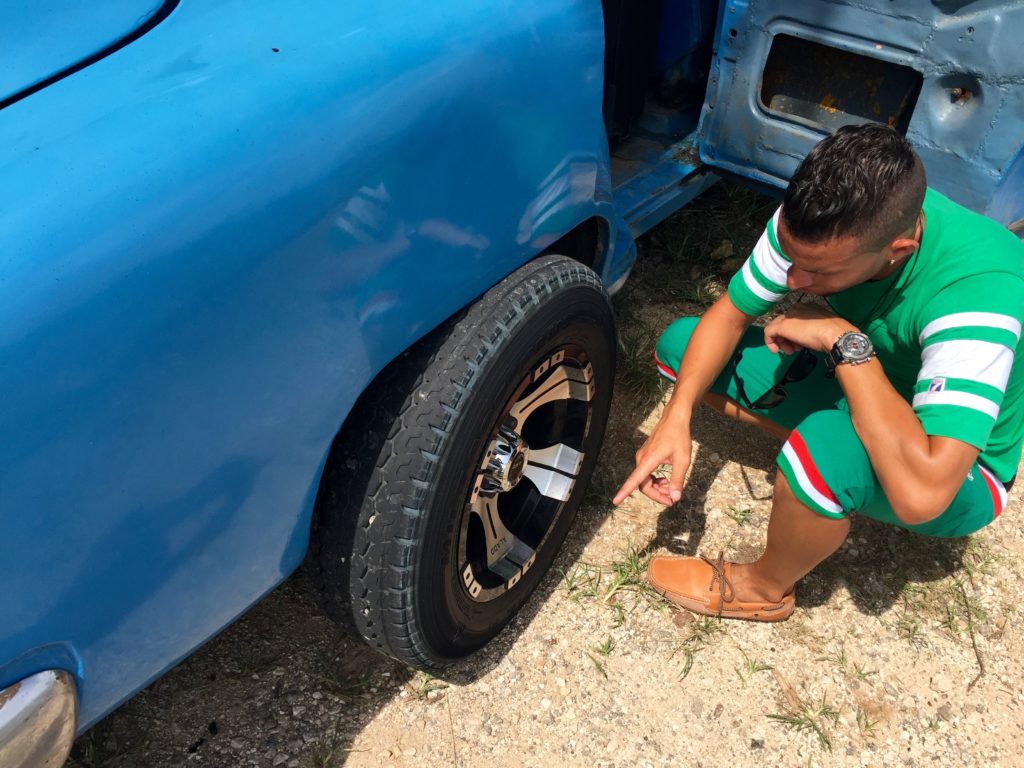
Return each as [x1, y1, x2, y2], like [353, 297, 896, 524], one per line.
[655, 317, 1007, 538]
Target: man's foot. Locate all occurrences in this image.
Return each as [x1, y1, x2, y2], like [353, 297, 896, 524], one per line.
[647, 551, 795, 622]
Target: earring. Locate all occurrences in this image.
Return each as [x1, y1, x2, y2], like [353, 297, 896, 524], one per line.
[889, 259, 895, 266]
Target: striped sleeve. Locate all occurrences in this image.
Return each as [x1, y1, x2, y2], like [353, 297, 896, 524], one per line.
[727, 207, 791, 317]
[913, 282, 1024, 448]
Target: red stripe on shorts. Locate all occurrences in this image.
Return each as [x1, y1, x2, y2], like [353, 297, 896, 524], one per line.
[979, 467, 1003, 518]
[653, 352, 677, 381]
[787, 430, 841, 505]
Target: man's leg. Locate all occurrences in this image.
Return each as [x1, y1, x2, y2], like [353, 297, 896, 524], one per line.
[729, 471, 850, 603]
[648, 408, 1003, 620]
[655, 316, 840, 439]
[702, 392, 791, 440]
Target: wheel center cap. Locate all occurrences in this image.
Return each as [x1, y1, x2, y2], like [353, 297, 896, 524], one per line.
[484, 426, 530, 493]
[508, 452, 527, 486]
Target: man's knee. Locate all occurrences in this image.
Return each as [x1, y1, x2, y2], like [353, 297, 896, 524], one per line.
[776, 410, 873, 519]
[654, 316, 700, 382]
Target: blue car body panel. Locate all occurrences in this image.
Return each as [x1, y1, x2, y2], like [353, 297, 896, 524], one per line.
[0, 0, 619, 728]
[0, 0, 170, 102]
[697, 0, 1024, 225]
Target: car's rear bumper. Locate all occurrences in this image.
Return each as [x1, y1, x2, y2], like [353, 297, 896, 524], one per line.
[0, 670, 76, 768]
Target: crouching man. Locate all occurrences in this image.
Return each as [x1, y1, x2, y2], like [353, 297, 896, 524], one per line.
[614, 124, 1024, 621]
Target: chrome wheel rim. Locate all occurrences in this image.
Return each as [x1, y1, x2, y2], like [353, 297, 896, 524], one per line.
[458, 346, 595, 603]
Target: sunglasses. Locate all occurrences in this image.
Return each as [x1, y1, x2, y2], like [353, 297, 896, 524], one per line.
[731, 347, 818, 410]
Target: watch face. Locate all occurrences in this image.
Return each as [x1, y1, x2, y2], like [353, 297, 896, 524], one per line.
[839, 332, 872, 359]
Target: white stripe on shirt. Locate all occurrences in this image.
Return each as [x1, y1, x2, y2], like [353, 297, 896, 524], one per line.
[740, 259, 786, 303]
[917, 339, 1014, 391]
[912, 390, 1000, 418]
[919, 312, 1022, 344]
[751, 214, 790, 286]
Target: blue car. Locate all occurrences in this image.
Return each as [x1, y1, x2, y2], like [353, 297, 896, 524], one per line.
[2, 1, 1021, 765]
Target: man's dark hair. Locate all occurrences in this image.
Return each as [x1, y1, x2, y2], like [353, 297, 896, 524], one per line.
[782, 123, 927, 250]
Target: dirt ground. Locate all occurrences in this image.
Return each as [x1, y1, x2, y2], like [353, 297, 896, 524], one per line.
[69, 184, 1024, 768]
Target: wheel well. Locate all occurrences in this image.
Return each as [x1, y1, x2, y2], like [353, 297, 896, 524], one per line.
[306, 218, 609, 557]
[539, 216, 609, 273]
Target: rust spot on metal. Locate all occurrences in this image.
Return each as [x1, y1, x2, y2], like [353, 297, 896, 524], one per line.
[950, 87, 973, 104]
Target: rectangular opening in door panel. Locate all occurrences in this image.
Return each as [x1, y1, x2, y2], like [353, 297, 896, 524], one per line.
[759, 34, 922, 134]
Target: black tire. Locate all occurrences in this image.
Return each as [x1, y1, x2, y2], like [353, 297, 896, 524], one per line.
[309, 255, 615, 668]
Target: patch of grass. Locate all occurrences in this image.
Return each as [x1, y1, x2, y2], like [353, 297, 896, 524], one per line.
[561, 543, 663, 628]
[724, 506, 754, 525]
[852, 663, 876, 682]
[940, 593, 966, 636]
[735, 647, 773, 684]
[961, 537, 1000, 581]
[312, 722, 356, 767]
[608, 600, 627, 628]
[817, 642, 849, 675]
[584, 635, 616, 679]
[227, 645, 281, 679]
[616, 325, 668, 408]
[895, 613, 927, 648]
[691, 616, 722, 642]
[581, 467, 619, 514]
[642, 182, 776, 270]
[670, 274, 727, 309]
[317, 651, 373, 698]
[881, 567, 990, 647]
[671, 615, 725, 680]
[603, 542, 656, 604]
[720, 505, 756, 555]
[855, 706, 878, 737]
[586, 652, 608, 679]
[768, 695, 841, 752]
[67, 730, 103, 768]
[560, 563, 603, 603]
[410, 671, 449, 700]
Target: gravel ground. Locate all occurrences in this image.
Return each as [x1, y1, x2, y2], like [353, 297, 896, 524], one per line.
[69, 184, 1024, 767]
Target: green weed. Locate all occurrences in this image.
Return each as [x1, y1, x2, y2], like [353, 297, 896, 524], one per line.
[768, 695, 841, 752]
[855, 706, 878, 737]
[735, 647, 773, 684]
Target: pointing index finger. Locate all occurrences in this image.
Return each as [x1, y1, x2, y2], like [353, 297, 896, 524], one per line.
[612, 456, 663, 505]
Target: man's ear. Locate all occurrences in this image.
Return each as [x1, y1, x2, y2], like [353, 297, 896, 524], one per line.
[888, 214, 923, 259]
[889, 236, 920, 260]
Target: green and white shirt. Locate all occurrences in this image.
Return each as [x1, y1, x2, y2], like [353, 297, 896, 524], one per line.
[728, 188, 1024, 482]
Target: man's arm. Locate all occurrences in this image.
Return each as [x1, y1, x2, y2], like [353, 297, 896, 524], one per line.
[613, 293, 754, 505]
[764, 307, 979, 524]
[837, 356, 978, 524]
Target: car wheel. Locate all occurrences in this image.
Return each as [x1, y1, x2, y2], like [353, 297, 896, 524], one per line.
[310, 255, 615, 668]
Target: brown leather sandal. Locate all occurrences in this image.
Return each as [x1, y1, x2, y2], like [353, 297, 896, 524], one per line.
[647, 551, 795, 622]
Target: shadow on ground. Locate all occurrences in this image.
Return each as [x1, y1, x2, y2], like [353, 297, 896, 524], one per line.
[66, 392, 658, 768]
[635, 402, 970, 622]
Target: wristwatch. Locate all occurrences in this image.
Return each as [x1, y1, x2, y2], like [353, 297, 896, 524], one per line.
[824, 331, 875, 378]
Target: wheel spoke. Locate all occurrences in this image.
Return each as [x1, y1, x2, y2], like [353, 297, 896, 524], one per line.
[470, 494, 536, 581]
[522, 464, 574, 501]
[521, 442, 583, 502]
[528, 442, 583, 475]
[508, 363, 593, 427]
